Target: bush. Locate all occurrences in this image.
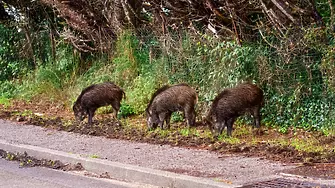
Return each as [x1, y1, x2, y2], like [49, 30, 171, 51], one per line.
[124, 74, 158, 115]
[0, 80, 18, 98]
[0, 25, 29, 80]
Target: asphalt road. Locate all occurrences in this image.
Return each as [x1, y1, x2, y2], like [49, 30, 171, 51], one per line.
[0, 158, 154, 188]
[0, 119, 293, 185]
[0, 119, 334, 188]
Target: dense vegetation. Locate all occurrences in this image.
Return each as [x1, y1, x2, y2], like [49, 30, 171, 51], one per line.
[0, 0, 334, 131]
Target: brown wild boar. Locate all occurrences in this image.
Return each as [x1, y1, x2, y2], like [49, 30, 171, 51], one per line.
[73, 82, 126, 124]
[206, 83, 263, 137]
[146, 83, 198, 130]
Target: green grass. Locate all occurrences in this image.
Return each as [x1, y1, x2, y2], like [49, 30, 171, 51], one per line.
[13, 109, 33, 117]
[157, 129, 170, 137]
[0, 96, 10, 107]
[289, 138, 324, 153]
[219, 135, 241, 144]
[89, 154, 100, 159]
[233, 125, 252, 137]
[321, 127, 335, 136]
[179, 128, 190, 136]
[271, 137, 325, 153]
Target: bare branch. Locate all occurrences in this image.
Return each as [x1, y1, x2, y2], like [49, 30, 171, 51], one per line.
[329, 0, 334, 31]
[270, 0, 296, 23]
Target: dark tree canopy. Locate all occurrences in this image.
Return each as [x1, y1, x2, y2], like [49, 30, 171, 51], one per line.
[0, 0, 325, 52]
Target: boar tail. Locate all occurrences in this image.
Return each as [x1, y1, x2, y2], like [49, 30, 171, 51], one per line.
[194, 93, 198, 105]
[121, 89, 126, 100]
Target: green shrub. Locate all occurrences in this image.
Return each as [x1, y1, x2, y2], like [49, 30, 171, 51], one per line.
[0, 80, 18, 98]
[0, 25, 28, 80]
[118, 102, 135, 118]
[125, 74, 158, 114]
[36, 67, 63, 89]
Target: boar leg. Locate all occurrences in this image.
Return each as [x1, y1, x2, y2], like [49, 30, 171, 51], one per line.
[158, 112, 168, 129]
[214, 121, 224, 137]
[218, 121, 225, 135]
[184, 106, 196, 128]
[87, 108, 96, 124]
[253, 107, 261, 128]
[111, 100, 121, 119]
[165, 112, 172, 129]
[226, 117, 236, 137]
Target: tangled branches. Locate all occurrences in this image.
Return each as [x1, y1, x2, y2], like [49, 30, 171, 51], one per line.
[39, 0, 142, 52]
[1, 0, 323, 52]
[146, 0, 323, 41]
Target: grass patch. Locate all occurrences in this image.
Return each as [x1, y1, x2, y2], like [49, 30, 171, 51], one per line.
[0, 96, 10, 108]
[321, 127, 335, 137]
[89, 154, 100, 159]
[96, 106, 114, 115]
[13, 109, 33, 117]
[218, 135, 241, 144]
[156, 129, 170, 137]
[268, 136, 327, 153]
[179, 128, 190, 137]
[233, 124, 253, 138]
[178, 127, 201, 137]
[289, 138, 324, 153]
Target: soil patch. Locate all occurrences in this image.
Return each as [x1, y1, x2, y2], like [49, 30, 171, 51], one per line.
[1, 109, 334, 165]
[283, 163, 335, 180]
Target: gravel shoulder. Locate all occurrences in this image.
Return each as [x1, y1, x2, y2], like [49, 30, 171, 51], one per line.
[0, 119, 294, 185]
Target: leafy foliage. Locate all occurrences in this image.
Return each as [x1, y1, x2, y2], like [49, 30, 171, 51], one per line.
[0, 25, 28, 80]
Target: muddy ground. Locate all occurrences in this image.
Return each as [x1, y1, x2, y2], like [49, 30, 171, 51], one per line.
[0, 99, 335, 180]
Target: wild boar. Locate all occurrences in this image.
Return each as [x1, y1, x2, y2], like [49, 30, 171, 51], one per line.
[73, 82, 125, 124]
[146, 83, 198, 130]
[206, 83, 264, 137]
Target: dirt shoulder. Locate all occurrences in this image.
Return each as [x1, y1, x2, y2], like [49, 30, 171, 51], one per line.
[0, 99, 334, 182]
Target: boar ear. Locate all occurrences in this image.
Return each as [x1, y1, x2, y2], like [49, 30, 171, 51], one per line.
[72, 102, 77, 111]
[145, 109, 150, 115]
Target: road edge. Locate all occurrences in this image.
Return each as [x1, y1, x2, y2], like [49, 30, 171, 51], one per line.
[0, 139, 235, 188]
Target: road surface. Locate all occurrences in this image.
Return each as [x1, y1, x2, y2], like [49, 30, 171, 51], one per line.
[0, 158, 153, 188]
[0, 119, 292, 185]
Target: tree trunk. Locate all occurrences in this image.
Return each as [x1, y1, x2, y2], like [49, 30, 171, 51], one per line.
[49, 25, 56, 63]
[23, 24, 36, 68]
